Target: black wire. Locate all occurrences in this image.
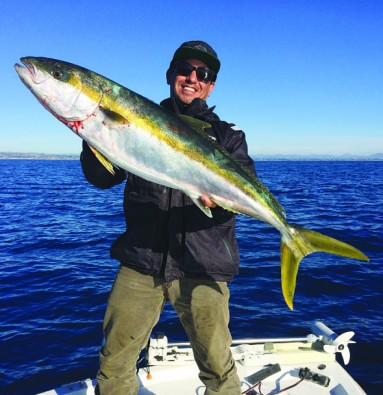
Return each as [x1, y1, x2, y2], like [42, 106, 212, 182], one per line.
[241, 377, 305, 395]
[273, 377, 304, 394]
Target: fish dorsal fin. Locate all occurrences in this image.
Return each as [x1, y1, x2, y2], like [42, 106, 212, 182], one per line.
[89, 145, 116, 175]
[177, 114, 211, 133]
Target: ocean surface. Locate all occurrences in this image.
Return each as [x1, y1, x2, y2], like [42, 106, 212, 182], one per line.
[0, 159, 382, 395]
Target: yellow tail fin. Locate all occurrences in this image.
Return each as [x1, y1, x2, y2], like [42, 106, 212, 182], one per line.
[281, 225, 369, 310]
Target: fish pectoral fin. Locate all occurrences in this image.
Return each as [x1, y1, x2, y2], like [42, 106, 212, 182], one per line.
[281, 225, 369, 311]
[190, 197, 213, 218]
[177, 114, 211, 133]
[99, 107, 130, 126]
[88, 145, 116, 175]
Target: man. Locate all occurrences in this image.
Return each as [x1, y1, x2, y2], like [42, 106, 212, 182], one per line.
[81, 41, 255, 395]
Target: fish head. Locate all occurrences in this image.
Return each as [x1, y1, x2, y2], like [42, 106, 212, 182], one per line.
[15, 57, 103, 131]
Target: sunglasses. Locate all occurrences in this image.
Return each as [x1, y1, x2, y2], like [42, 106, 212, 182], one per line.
[174, 61, 215, 83]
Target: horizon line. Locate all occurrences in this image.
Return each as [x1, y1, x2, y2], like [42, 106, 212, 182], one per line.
[1, 151, 382, 159]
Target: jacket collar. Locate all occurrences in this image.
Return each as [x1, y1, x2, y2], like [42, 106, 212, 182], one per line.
[160, 97, 220, 123]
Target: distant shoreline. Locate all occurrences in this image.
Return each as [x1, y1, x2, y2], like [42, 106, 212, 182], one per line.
[0, 152, 79, 160]
[0, 152, 382, 161]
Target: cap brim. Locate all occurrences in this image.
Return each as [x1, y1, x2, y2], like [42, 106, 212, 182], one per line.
[173, 48, 220, 74]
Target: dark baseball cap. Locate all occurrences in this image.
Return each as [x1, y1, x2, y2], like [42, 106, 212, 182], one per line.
[170, 41, 221, 74]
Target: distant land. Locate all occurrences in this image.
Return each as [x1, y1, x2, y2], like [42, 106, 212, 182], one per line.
[0, 152, 79, 160]
[253, 152, 383, 161]
[1, 152, 382, 161]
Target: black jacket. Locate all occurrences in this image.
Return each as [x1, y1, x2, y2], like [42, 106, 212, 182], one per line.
[80, 98, 255, 282]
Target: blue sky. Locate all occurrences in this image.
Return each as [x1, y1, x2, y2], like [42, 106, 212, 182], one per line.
[2, 0, 382, 156]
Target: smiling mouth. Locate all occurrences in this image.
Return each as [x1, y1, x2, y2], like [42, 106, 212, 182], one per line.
[182, 85, 197, 94]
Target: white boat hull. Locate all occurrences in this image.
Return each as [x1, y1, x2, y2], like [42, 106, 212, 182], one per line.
[37, 335, 366, 394]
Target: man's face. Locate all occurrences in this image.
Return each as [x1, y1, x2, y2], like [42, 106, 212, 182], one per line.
[169, 58, 215, 105]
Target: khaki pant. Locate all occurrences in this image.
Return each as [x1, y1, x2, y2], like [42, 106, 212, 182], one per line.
[96, 266, 241, 395]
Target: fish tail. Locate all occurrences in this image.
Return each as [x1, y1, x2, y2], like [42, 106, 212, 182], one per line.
[281, 225, 369, 310]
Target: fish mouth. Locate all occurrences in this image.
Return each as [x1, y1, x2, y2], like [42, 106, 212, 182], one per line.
[21, 57, 36, 78]
[14, 57, 49, 84]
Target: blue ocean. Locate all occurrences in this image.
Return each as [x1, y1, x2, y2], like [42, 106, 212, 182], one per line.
[0, 159, 382, 395]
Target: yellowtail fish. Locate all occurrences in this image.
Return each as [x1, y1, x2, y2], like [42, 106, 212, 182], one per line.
[15, 57, 369, 309]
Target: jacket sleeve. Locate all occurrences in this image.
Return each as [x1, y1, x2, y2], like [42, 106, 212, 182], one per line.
[80, 141, 126, 189]
[207, 121, 256, 220]
[211, 121, 256, 176]
[226, 127, 256, 175]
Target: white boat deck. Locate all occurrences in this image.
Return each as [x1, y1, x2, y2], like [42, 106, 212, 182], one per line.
[37, 322, 366, 395]
[136, 339, 365, 394]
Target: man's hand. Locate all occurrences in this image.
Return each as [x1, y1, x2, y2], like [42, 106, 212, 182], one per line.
[200, 195, 217, 208]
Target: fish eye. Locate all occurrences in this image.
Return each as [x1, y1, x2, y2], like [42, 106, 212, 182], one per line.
[51, 67, 64, 80]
